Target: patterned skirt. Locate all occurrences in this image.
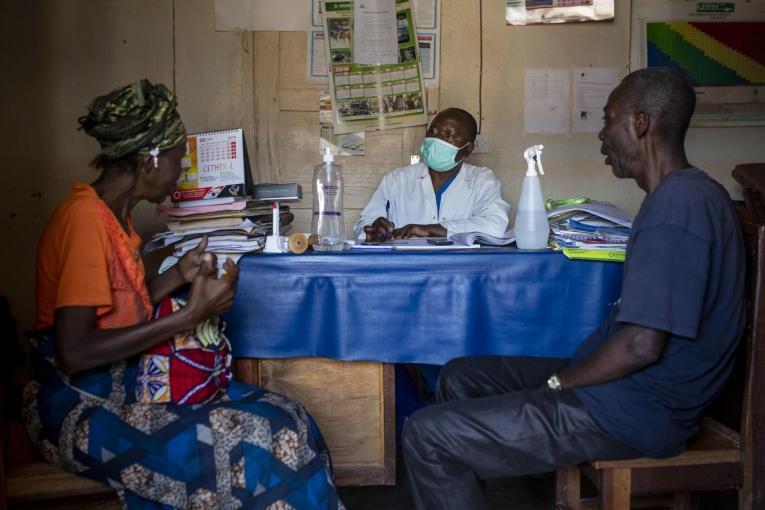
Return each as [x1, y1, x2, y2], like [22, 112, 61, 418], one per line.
[22, 335, 344, 510]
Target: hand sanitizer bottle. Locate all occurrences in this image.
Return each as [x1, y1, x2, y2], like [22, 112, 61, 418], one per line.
[312, 147, 345, 251]
[514, 144, 549, 250]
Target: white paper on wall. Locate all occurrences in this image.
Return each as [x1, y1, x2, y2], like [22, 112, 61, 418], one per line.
[524, 69, 570, 134]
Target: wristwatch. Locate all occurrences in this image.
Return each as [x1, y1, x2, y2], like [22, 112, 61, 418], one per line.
[547, 373, 562, 391]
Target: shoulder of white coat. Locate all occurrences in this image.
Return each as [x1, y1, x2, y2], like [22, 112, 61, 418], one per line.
[384, 163, 428, 183]
[461, 162, 499, 182]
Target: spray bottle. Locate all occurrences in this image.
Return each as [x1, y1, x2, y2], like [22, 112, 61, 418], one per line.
[514, 144, 549, 250]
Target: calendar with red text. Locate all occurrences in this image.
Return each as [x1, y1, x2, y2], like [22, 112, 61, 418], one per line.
[172, 129, 247, 203]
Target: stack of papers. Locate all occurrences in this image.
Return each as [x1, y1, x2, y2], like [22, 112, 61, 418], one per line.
[446, 200, 632, 262]
[547, 201, 632, 262]
[148, 199, 295, 272]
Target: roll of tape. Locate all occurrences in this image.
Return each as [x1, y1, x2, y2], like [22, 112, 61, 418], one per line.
[288, 233, 309, 254]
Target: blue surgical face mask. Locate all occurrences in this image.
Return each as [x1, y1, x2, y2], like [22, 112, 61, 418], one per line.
[420, 137, 469, 172]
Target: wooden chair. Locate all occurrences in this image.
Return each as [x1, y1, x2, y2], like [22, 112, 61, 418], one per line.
[733, 164, 765, 224]
[555, 208, 765, 510]
[0, 297, 117, 508]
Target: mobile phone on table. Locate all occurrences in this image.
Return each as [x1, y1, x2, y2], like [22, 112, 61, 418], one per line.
[427, 238, 454, 246]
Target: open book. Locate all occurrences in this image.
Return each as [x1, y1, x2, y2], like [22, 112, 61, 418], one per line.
[450, 230, 516, 246]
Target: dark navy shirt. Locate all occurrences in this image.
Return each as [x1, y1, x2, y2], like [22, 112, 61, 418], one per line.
[572, 168, 745, 458]
[435, 171, 460, 215]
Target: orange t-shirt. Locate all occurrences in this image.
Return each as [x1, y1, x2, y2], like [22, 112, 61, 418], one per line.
[36, 183, 152, 330]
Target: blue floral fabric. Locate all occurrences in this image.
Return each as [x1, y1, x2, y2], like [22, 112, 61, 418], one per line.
[22, 333, 343, 510]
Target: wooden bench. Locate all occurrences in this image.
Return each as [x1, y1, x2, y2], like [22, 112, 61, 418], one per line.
[0, 297, 118, 508]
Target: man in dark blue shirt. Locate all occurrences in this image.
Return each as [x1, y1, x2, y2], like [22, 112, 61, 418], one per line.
[402, 67, 746, 510]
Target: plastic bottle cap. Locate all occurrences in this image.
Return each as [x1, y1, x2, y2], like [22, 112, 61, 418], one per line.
[323, 147, 334, 164]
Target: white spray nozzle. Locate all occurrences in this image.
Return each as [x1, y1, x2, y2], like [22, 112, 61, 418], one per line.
[323, 146, 334, 164]
[523, 144, 544, 176]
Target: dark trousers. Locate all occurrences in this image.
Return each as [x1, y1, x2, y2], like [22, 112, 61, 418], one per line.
[402, 356, 641, 510]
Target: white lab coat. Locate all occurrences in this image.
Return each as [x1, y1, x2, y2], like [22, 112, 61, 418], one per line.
[353, 162, 511, 239]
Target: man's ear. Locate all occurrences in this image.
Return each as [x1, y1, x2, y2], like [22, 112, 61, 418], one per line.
[463, 141, 475, 157]
[634, 111, 649, 139]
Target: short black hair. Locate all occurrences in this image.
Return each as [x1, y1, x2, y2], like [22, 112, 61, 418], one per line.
[436, 108, 478, 141]
[619, 67, 696, 147]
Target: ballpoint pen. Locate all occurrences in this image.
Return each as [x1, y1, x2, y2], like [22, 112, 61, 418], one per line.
[385, 200, 390, 221]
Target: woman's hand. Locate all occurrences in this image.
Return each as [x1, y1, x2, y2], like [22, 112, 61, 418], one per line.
[148, 236, 217, 303]
[184, 258, 240, 324]
[177, 236, 217, 283]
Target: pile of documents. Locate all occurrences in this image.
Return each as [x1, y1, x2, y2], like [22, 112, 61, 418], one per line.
[447, 199, 632, 262]
[145, 198, 294, 272]
[547, 200, 632, 262]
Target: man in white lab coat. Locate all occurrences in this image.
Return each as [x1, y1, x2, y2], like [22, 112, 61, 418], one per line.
[354, 108, 511, 242]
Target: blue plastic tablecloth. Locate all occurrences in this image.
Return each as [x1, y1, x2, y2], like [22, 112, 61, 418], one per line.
[224, 248, 623, 364]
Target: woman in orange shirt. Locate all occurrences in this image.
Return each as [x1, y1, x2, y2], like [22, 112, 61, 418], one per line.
[24, 80, 342, 510]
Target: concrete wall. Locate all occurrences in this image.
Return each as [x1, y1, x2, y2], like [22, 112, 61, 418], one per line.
[2, 0, 764, 330]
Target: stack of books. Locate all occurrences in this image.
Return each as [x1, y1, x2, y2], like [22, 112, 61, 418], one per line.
[146, 199, 294, 257]
[145, 129, 294, 272]
[547, 200, 632, 262]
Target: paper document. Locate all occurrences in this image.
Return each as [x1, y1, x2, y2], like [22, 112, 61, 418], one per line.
[215, 0, 310, 31]
[524, 69, 570, 134]
[573, 67, 618, 133]
[307, 31, 329, 83]
[353, 0, 399, 65]
[417, 32, 438, 82]
[413, 0, 438, 29]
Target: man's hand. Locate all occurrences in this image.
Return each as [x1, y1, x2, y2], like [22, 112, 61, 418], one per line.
[364, 217, 396, 242]
[176, 236, 217, 283]
[392, 224, 447, 239]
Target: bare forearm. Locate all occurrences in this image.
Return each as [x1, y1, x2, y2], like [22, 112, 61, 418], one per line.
[56, 308, 196, 375]
[147, 264, 186, 304]
[428, 224, 447, 237]
[558, 324, 668, 389]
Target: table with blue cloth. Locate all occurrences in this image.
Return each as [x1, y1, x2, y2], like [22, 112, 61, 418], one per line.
[224, 247, 623, 485]
[226, 248, 622, 362]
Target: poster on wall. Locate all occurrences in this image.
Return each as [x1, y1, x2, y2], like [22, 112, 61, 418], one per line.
[631, 0, 765, 127]
[412, 0, 439, 29]
[506, 0, 614, 26]
[307, 30, 329, 83]
[215, 0, 310, 31]
[322, 0, 428, 134]
[320, 91, 366, 155]
[312, 0, 323, 27]
[417, 31, 439, 83]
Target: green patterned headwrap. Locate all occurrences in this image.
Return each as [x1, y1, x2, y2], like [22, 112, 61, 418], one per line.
[78, 79, 187, 160]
